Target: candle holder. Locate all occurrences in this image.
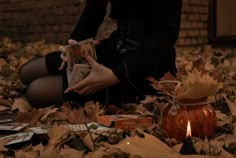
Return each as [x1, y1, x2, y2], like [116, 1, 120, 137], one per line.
[162, 98, 217, 141]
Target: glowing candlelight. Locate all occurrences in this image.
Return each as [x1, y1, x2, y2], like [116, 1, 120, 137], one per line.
[179, 120, 197, 155]
[186, 120, 192, 138]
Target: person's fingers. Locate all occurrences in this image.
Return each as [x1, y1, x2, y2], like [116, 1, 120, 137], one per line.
[64, 78, 89, 93]
[58, 61, 66, 70]
[68, 39, 78, 45]
[60, 53, 67, 61]
[83, 89, 96, 95]
[85, 53, 97, 68]
[58, 53, 68, 70]
[93, 40, 100, 45]
[58, 45, 67, 52]
[76, 86, 92, 95]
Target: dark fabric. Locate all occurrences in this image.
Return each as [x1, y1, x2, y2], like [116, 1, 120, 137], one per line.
[45, 51, 64, 75]
[70, 0, 108, 41]
[45, 37, 143, 106]
[69, 0, 182, 105]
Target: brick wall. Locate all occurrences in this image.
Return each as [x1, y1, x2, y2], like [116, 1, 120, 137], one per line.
[177, 0, 209, 46]
[0, 0, 209, 46]
[0, 0, 85, 44]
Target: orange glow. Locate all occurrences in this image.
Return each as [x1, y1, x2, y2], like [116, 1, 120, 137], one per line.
[186, 120, 192, 137]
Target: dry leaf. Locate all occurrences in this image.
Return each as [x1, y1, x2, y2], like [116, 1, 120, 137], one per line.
[54, 103, 96, 124]
[220, 134, 236, 145]
[160, 72, 177, 80]
[140, 95, 157, 104]
[33, 143, 45, 152]
[192, 58, 207, 74]
[215, 110, 232, 127]
[135, 104, 154, 116]
[233, 123, 236, 136]
[38, 145, 62, 158]
[84, 101, 103, 119]
[29, 109, 47, 125]
[0, 98, 11, 106]
[59, 148, 84, 158]
[83, 133, 96, 151]
[16, 108, 47, 126]
[15, 151, 39, 158]
[148, 76, 180, 96]
[176, 69, 223, 100]
[47, 126, 70, 145]
[0, 105, 10, 111]
[40, 107, 58, 121]
[0, 139, 9, 152]
[84, 147, 107, 158]
[224, 95, 236, 116]
[52, 103, 72, 122]
[114, 133, 174, 157]
[11, 98, 32, 113]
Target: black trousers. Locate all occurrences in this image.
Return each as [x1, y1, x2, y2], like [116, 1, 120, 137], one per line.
[45, 35, 144, 107]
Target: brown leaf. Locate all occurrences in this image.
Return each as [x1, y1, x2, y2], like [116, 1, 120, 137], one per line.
[84, 101, 103, 119]
[38, 145, 61, 158]
[0, 139, 9, 152]
[0, 98, 11, 106]
[59, 148, 84, 158]
[140, 95, 157, 104]
[224, 95, 236, 116]
[54, 103, 96, 124]
[159, 72, 177, 80]
[148, 76, 181, 96]
[29, 109, 46, 125]
[192, 58, 207, 73]
[15, 151, 39, 158]
[114, 133, 172, 157]
[40, 107, 58, 121]
[176, 69, 223, 100]
[16, 106, 56, 126]
[11, 98, 32, 113]
[0, 105, 10, 111]
[52, 103, 72, 122]
[33, 143, 45, 152]
[83, 133, 96, 151]
[47, 126, 70, 145]
[215, 110, 232, 127]
[84, 147, 107, 158]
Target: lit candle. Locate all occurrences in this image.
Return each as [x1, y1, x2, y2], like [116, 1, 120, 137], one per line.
[179, 120, 197, 155]
[186, 120, 192, 138]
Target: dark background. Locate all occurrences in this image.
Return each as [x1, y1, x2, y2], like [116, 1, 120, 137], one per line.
[0, 0, 235, 47]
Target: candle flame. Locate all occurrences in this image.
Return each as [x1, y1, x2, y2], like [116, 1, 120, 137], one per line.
[186, 120, 192, 137]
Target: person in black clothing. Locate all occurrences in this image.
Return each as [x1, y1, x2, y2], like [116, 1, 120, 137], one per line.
[19, 0, 183, 108]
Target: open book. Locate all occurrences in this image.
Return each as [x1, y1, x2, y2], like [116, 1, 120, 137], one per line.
[65, 38, 97, 86]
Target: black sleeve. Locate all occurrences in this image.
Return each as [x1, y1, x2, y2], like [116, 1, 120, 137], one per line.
[70, 0, 108, 41]
[112, 0, 182, 83]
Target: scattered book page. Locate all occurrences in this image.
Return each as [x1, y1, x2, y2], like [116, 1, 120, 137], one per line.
[30, 122, 112, 134]
[0, 132, 34, 146]
[0, 119, 13, 124]
[0, 123, 28, 131]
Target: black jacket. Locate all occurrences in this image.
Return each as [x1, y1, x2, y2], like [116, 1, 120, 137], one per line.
[70, 0, 182, 94]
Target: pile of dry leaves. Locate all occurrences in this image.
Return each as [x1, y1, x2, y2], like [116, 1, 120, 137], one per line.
[0, 38, 236, 158]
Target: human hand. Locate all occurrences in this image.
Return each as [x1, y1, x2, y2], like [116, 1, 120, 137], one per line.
[64, 53, 120, 95]
[58, 39, 100, 70]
